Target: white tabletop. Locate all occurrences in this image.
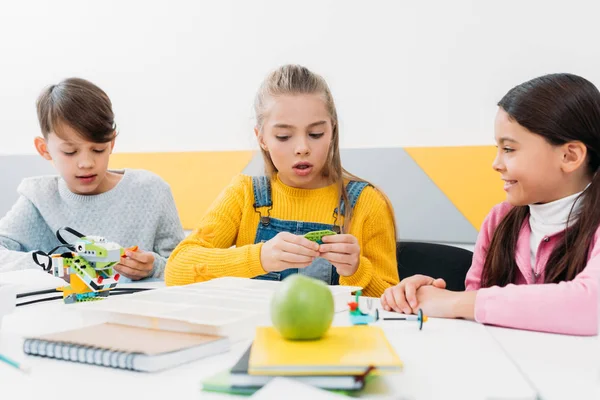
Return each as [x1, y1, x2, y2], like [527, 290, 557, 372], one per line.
[485, 325, 600, 400]
[0, 288, 541, 400]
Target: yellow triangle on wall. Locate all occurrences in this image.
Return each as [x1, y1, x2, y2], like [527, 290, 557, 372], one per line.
[404, 146, 505, 230]
[109, 151, 255, 230]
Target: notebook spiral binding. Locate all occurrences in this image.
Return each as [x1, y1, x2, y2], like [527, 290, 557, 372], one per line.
[23, 338, 140, 370]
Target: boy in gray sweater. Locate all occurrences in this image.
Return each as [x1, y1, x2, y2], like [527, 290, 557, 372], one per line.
[0, 78, 184, 281]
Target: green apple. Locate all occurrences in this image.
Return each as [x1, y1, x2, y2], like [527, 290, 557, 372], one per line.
[270, 274, 334, 340]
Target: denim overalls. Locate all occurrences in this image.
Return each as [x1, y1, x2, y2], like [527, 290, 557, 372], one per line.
[252, 176, 369, 284]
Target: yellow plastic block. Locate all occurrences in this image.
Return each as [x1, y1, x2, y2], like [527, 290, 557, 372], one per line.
[69, 274, 90, 294]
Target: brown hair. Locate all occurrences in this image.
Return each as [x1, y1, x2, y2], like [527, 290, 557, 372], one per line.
[254, 64, 396, 235]
[482, 73, 600, 287]
[36, 78, 116, 143]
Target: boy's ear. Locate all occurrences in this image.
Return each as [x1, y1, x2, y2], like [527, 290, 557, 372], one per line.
[560, 141, 587, 174]
[34, 137, 52, 161]
[109, 136, 116, 154]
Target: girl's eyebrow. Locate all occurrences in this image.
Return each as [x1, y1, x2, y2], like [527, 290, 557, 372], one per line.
[272, 121, 327, 129]
[498, 137, 518, 144]
[307, 120, 327, 128]
[273, 123, 294, 129]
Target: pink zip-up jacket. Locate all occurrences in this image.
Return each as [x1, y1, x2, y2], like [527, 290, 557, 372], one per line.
[465, 202, 600, 336]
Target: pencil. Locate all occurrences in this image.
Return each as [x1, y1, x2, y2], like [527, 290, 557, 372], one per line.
[0, 353, 30, 373]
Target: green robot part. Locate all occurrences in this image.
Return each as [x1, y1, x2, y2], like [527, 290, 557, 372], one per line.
[304, 230, 337, 245]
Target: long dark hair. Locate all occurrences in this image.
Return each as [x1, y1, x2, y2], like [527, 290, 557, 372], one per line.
[482, 73, 600, 287]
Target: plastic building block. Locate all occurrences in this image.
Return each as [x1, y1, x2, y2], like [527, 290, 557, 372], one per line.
[304, 230, 337, 244]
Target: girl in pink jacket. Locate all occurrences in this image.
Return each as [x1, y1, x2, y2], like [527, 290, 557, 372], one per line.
[381, 73, 600, 336]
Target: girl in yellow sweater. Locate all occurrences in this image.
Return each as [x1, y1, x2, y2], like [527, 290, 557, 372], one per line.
[166, 65, 398, 297]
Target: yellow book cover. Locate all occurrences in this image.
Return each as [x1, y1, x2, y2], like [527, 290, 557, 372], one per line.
[248, 326, 403, 376]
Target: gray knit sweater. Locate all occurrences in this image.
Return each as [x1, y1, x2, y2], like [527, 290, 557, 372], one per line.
[0, 169, 185, 281]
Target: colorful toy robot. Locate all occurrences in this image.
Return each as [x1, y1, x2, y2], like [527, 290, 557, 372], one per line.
[349, 290, 428, 330]
[383, 309, 428, 330]
[348, 290, 380, 325]
[51, 236, 137, 303]
[33, 227, 136, 304]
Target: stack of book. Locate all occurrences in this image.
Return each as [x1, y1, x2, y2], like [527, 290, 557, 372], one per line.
[201, 325, 402, 394]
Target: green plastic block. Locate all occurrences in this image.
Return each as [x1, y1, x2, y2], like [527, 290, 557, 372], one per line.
[304, 230, 337, 244]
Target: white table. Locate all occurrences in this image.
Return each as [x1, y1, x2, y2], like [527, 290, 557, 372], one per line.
[0, 288, 539, 400]
[485, 325, 600, 400]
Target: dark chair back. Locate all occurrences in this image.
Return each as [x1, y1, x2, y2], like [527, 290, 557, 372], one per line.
[396, 241, 474, 291]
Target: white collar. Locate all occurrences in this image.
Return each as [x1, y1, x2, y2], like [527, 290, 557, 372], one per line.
[529, 188, 587, 232]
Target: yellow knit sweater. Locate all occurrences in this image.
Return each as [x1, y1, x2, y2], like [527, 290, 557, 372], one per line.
[165, 174, 398, 297]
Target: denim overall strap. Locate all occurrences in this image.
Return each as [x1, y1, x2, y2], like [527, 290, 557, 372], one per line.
[252, 176, 273, 226]
[252, 176, 272, 208]
[337, 181, 370, 217]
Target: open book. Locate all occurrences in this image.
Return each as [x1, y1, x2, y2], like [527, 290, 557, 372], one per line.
[78, 277, 360, 341]
[0, 269, 66, 293]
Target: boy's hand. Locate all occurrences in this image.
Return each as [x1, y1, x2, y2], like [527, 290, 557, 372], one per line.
[115, 249, 155, 280]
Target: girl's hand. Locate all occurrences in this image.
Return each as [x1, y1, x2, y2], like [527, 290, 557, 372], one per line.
[414, 286, 477, 320]
[318, 234, 360, 277]
[381, 275, 447, 314]
[115, 249, 155, 280]
[260, 232, 320, 273]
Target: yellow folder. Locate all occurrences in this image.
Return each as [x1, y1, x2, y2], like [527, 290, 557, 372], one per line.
[249, 326, 403, 376]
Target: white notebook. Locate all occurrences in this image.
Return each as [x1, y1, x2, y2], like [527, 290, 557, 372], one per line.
[251, 377, 349, 399]
[78, 277, 360, 341]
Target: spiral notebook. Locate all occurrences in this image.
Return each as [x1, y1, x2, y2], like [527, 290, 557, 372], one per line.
[22, 323, 229, 372]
